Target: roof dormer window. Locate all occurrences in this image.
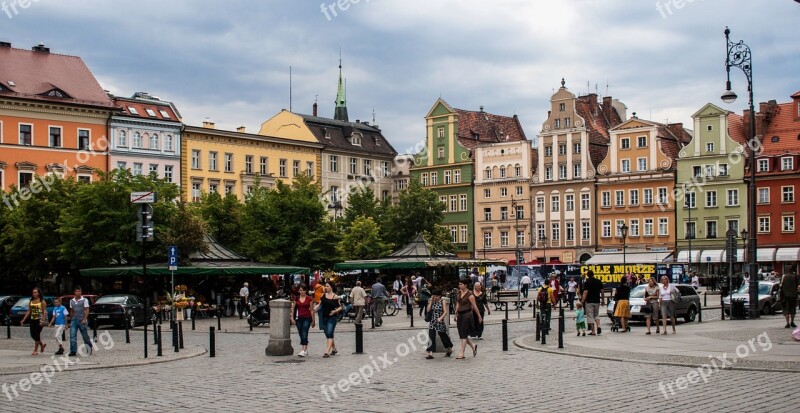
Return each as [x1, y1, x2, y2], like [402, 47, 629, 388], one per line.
[159, 110, 171, 118]
[351, 134, 361, 146]
[42, 88, 70, 99]
[128, 107, 139, 115]
[145, 108, 157, 117]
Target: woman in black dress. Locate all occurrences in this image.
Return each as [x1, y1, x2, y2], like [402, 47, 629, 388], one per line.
[472, 282, 490, 339]
[425, 289, 453, 359]
[454, 278, 482, 359]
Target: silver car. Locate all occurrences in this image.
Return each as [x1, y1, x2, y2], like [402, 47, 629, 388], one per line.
[607, 284, 701, 323]
[722, 281, 781, 315]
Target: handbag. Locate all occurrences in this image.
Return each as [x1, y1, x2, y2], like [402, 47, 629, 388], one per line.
[424, 311, 433, 323]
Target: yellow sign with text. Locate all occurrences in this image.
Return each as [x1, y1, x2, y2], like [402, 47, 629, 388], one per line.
[580, 264, 657, 284]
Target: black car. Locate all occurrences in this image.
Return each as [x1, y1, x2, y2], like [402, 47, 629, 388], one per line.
[89, 294, 146, 328]
[0, 295, 23, 325]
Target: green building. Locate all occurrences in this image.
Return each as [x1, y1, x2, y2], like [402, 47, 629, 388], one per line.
[412, 99, 527, 258]
[675, 103, 748, 275]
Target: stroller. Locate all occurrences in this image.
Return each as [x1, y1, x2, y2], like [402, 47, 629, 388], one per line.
[610, 300, 621, 332]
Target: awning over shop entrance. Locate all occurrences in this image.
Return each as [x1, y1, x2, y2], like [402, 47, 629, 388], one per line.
[721, 249, 745, 263]
[757, 248, 776, 262]
[676, 250, 701, 263]
[699, 250, 724, 263]
[776, 247, 800, 262]
[585, 251, 673, 265]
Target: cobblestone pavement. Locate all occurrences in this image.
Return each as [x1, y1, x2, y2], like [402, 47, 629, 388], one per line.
[0, 318, 796, 413]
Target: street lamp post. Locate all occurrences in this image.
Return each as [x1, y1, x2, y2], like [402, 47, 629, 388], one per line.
[722, 26, 759, 319]
[686, 196, 693, 277]
[539, 234, 548, 279]
[512, 198, 521, 319]
[619, 223, 629, 269]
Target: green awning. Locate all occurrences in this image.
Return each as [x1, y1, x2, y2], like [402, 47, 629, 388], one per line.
[81, 263, 309, 277]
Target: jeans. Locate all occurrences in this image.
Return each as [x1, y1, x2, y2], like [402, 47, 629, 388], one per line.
[295, 317, 311, 345]
[373, 298, 385, 326]
[322, 316, 337, 339]
[567, 292, 576, 310]
[69, 319, 92, 354]
[426, 329, 453, 352]
[419, 301, 428, 317]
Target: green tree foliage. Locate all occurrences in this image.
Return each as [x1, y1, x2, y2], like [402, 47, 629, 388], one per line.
[340, 187, 379, 229]
[161, 202, 209, 265]
[422, 225, 456, 255]
[197, 191, 243, 251]
[382, 180, 446, 247]
[338, 216, 392, 260]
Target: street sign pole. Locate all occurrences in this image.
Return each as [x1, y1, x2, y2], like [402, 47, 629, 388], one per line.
[168, 246, 178, 321]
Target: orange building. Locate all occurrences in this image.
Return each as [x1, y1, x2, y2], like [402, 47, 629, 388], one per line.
[0, 42, 114, 196]
[592, 115, 690, 265]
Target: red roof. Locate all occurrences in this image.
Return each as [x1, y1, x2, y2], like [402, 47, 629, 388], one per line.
[575, 94, 624, 168]
[760, 101, 800, 156]
[113, 97, 181, 123]
[453, 108, 527, 150]
[727, 113, 747, 145]
[0, 45, 112, 108]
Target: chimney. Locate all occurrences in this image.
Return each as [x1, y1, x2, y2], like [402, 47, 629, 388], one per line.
[0, 41, 10, 48]
[312, 102, 318, 117]
[202, 120, 215, 129]
[32, 43, 50, 53]
[602, 96, 614, 124]
[236, 126, 246, 133]
[667, 123, 686, 143]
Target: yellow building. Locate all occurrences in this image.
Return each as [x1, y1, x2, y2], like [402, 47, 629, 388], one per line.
[181, 121, 323, 202]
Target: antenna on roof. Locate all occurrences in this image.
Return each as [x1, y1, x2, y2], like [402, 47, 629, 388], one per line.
[587, 81, 590, 95]
[605, 80, 610, 97]
[289, 66, 293, 112]
[372, 107, 376, 124]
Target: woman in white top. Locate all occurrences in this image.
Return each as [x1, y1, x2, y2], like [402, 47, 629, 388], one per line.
[567, 277, 578, 310]
[658, 276, 678, 335]
[691, 274, 700, 290]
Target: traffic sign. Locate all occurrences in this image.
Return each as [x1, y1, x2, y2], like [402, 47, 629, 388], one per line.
[168, 246, 178, 271]
[131, 191, 156, 204]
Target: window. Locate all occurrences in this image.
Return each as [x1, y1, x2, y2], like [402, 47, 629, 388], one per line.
[133, 132, 142, 148]
[602, 221, 611, 238]
[783, 186, 795, 203]
[485, 167, 492, 179]
[133, 163, 143, 176]
[460, 194, 467, 211]
[545, 166, 552, 181]
[658, 218, 668, 236]
[396, 179, 407, 191]
[19, 124, 32, 145]
[329, 155, 338, 172]
[516, 205, 524, 219]
[209, 152, 218, 171]
[454, 170, 461, 183]
[727, 219, 739, 233]
[191, 150, 201, 169]
[637, 136, 647, 148]
[78, 130, 90, 150]
[545, 146, 552, 157]
[621, 159, 630, 173]
[421, 173, 429, 186]
[517, 230, 526, 245]
[551, 195, 560, 212]
[615, 190, 624, 206]
[705, 165, 714, 177]
[516, 186, 523, 196]
[351, 135, 361, 146]
[706, 125, 713, 131]
[757, 159, 769, 172]
[565, 118, 571, 128]
[581, 193, 590, 210]
[500, 187, 508, 197]
[437, 147, 444, 159]
[784, 216, 796, 232]
[537, 224, 546, 242]
[260, 157, 268, 175]
[444, 170, 451, 184]
[450, 226, 458, 243]
[693, 165, 702, 177]
[440, 196, 447, 206]
[620, 138, 630, 149]
[559, 165, 567, 179]
[601, 191, 611, 207]
[706, 191, 717, 207]
[245, 156, 253, 174]
[565, 194, 574, 211]
[225, 184, 234, 195]
[644, 218, 654, 236]
[685, 192, 696, 208]
[307, 161, 315, 177]
[209, 182, 218, 194]
[191, 182, 201, 202]
[116, 161, 127, 170]
[164, 165, 173, 182]
[630, 219, 640, 237]
[292, 160, 300, 177]
[581, 222, 590, 240]
[727, 189, 739, 206]
[150, 134, 159, 150]
[449, 195, 457, 212]
[554, 119, 561, 129]
[759, 217, 770, 233]
[657, 188, 668, 205]
[18, 171, 33, 188]
[637, 158, 647, 171]
[118, 131, 127, 147]
[536, 196, 545, 213]
[758, 188, 769, 204]
[706, 142, 714, 152]
[615, 220, 625, 237]
[686, 222, 696, 239]
[706, 221, 718, 238]
[500, 207, 509, 220]
[644, 188, 653, 205]
[500, 231, 509, 247]
[484, 208, 492, 221]
[77, 175, 91, 184]
[460, 226, 468, 243]
[279, 159, 287, 177]
[127, 106, 138, 115]
[160, 110, 171, 119]
[551, 223, 560, 241]
[782, 157, 794, 171]
[514, 164, 521, 177]
[437, 127, 445, 139]
[145, 108, 157, 117]
[499, 166, 506, 178]
[629, 190, 639, 206]
[484, 232, 492, 248]
[484, 189, 491, 199]
[363, 159, 372, 176]
[559, 103, 565, 111]
[558, 144, 567, 155]
[350, 158, 358, 174]
[573, 163, 581, 178]
[719, 164, 728, 176]
[565, 222, 574, 241]
[149, 164, 158, 175]
[574, 143, 581, 154]
[224, 153, 233, 172]
[381, 162, 389, 177]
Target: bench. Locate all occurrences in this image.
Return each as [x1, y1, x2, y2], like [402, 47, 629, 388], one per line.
[492, 290, 529, 311]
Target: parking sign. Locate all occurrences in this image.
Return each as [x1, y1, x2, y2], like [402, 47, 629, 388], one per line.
[168, 246, 178, 271]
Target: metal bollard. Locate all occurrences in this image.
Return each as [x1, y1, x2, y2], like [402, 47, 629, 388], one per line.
[209, 327, 216, 357]
[7, 319, 11, 339]
[143, 320, 148, 359]
[370, 307, 375, 329]
[217, 309, 222, 331]
[502, 319, 508, 351]
[541, 313, 547, 345]
[192, 313, 196, 331]
[249, 316, 253, 332]
[92, 322, 98, 342]
[153, 319, 158, 345]
[178, 321, 184, 349]
[704, 292, 707, 307]
[172, 322, 179, 353]
[354, 323, 364, 354]
[156, 325, 163, 357]
[720, 294, 725, 321]
[558, 308, 565, 349]
[535, 313, 540, 341]
[505, 302, 509, 320]
[410, 306, 414, 328]
[698, 304, 703, 323]
[125, 316, 130, 344]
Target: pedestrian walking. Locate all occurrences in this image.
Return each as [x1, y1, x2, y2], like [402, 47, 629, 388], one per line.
[549, 273, 562, 308]
[238, 282, 250, 317]
[371, 278, 388, 327]
[313, 279, 325, 330]
[401, 278, 416, 318]
[454, 278, 481, 359]
[691, 273, 700, 290]
[19, 287, 47, 356]
[490, 274, 499, 300]
[780, 272, 798, 328]
[581, 270, 603, 335]
[349, 281, 367, 324]
[393, 276, 404, 310]
[613, 282, 631, 332]
[520, 274, 531, 299]
[573, 302, 586, 336]
[316, 282, 343, 358]
[425, 289, 453, 359]
[48, 297, 69, 355]
[499, 271, 507, 289]
[418, 282, 431, 318]
[290, 284, 315, 357]
[68, 286, 92, 357]
[644, 277, 660, 335]
[472, 282, 489, 339]
[537, 282, 553, 329]
[567, 277, 578, 310]
[659, 276, 680, 335]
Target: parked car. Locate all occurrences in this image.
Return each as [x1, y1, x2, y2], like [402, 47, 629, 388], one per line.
[9, 296, 57, 325]
[89, 294, 146, 329]
[722, 281, 781, 315]
[607, 284, 700, 323]
[0, 295, 23, 325]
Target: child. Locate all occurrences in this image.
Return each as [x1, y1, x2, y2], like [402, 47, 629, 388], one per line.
[574, 302, 586, 337]
[48, 297, 69, 355]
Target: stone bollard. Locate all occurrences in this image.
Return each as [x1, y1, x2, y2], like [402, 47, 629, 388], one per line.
[265, 299, 294, 356]
[433, 297, 452, 353]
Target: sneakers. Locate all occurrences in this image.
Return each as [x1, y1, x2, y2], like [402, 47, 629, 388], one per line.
[298, 350, 307, 357]
[792, 322, 797, 328]
[67, 352, 77, 357]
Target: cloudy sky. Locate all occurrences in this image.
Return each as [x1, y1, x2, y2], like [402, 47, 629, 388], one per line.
[3, 0, 798, 152]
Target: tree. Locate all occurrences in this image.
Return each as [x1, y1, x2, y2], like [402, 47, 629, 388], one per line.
[161, 202, 209, 265]
[422, 225, 456, 255]
[382, 180, 446, 246]
[340, 187, 379, 229]
[197, 191, 243, 251]
[338, 216, 392, 260]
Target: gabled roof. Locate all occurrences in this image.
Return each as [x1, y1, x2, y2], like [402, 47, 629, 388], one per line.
[575, 94, 623, 167]
[0, 45, 113, 108]
[112, 96, 181, 124]
[727, 113, 748, 145]
[452, 108, 527, 150]
[759, 100, 800, 156]
[389, 234, 455, 258]
[192, 235, 246, 261]
[298, 114, 398, 157]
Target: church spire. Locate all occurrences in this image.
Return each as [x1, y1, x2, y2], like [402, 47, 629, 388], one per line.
[334, 52, 349, 122]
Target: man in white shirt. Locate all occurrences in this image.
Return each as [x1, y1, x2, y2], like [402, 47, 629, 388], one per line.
[349, 281, 367, 324]
[392, 276, 404, 309]
[520, 275, 531, 299]
[239, 282, 250, 318]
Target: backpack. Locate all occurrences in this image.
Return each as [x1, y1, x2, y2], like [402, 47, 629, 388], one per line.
[537, 288, 549, 304]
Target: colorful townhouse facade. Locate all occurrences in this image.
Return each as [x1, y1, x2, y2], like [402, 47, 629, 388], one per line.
[0, 42, 114, 194]
[675, 103, 748, 275]
[533, 80, 625, 264]
[412, 99, 527, 258]
[591, 116, 689, 265]
[109, 92, 182, 184]
[181, 121, 323, 202]
[473, 140, 535, 261]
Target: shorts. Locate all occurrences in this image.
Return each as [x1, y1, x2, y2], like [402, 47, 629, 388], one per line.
[782, 297, 797, 316]
[645, 302, 660, 321]
[575, 321, 586, 330]
[661, 301, 676, 318]
[584, 303, 600, 321]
